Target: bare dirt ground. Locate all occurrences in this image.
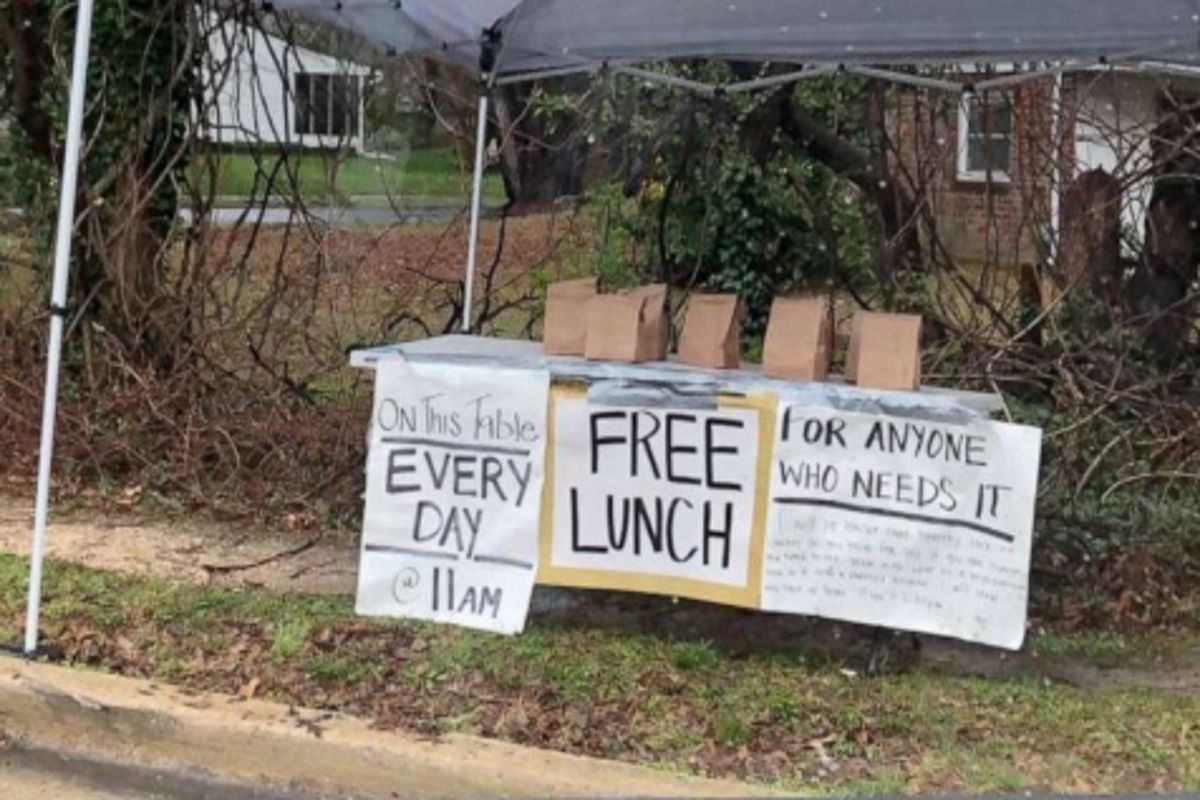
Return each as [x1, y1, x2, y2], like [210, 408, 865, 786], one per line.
[2, 497, 1198, 694]
[0, 500, 357, 596]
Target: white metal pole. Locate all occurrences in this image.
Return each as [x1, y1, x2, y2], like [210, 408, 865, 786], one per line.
[462, 91, 489, 332]
[25, 0, 96, 655]
[1048, 69, 1065, 267]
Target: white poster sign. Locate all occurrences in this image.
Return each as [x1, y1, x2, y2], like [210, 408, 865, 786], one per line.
[356, 360, 549, 634]
[549, 398, 760, 599]
[763, 405, 1042, 649]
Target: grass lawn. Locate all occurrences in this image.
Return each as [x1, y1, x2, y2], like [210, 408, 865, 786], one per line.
[3, 553, 1198, 795]
[196, 148, 506, 205]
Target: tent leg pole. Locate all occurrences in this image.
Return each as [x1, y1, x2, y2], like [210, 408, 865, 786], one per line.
[1048, 69, 1065, 267]
[462, 91, 489, 333]
[25, 0, 96, 656]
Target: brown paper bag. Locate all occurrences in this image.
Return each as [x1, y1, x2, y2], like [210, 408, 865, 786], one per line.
[623, 284, 669, 361]
[584, 294, 647, 362]
[543, 277, 598, 355]
[762, 295, 833, 381]
[849, 311, 922, 390]
[677, 294, 742, 370]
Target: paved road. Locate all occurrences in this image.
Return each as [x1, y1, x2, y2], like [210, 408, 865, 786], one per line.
[12, 204, 468, 229]
[0, 747, 159, 799]
[178, 204, 473, 227]
[3, 767, 126, 799]
[0, 739, 329, 800]
[13, 203, 512, 229]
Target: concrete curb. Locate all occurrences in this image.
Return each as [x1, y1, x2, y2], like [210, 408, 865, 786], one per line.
[0, 655, 772, 798]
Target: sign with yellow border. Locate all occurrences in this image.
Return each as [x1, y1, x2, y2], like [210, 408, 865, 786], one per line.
[537, 384, 774, 608]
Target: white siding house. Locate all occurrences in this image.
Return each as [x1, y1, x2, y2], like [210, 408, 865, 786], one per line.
[201, 21, 372, 152]
[1071, 71, 1178, 255]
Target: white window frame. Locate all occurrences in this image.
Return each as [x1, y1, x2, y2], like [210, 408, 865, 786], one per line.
[957, 91, 1014, 184]
[294, 72, 361, 138]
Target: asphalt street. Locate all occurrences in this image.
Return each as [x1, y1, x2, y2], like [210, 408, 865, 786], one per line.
[177, 203, 466, 227]
[0, 738, 334, 800]
[1, 745, 160, 799]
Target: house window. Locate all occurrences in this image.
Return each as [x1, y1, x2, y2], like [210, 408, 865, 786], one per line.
[957, 91, 1013, 182]
[294, 73, 360, 137]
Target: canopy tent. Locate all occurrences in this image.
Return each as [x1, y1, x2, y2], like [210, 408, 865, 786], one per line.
[493, 0, 1200, 70]
[274, 0, 1200, 76]
[21, 0, 1200, 653]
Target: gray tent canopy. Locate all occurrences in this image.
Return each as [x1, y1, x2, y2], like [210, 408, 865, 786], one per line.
[19, 0, 1200, 654]
[494, 0, 1200, 71]
[274, 0, 1200, 80]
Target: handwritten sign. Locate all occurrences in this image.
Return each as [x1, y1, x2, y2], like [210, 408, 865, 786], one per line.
[356, 360, 549, 634]
[762, 405, 1042, 649]
[542, 395, 766, 606]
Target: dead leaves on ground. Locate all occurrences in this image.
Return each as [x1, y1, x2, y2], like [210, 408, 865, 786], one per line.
[19, 557, 1200, 794]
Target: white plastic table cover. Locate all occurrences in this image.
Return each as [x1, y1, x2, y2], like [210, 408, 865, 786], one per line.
[350, 335, 1005, 421]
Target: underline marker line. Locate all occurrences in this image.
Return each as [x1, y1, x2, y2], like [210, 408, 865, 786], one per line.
[472, 553, 534, 570]
[380, 436, 531, 457]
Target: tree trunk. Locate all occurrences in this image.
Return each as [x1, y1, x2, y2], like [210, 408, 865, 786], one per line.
[0, 0, 54, 159]
[1058, 168, 1123, 306]
[772, 82, 923, 288]
[4, 0, 195, 374]
[1129, 167, 1200, 358]
[493, 83, 588, 207]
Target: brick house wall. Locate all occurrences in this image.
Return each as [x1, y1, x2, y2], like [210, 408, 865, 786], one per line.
[887, 70, 1193, 274]
[888, 78, 1062, 269]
